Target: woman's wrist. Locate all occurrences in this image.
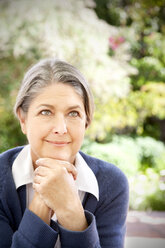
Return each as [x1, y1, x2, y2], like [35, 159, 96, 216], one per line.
[56, 203, 88, 231]
[29, 192, 52, 225]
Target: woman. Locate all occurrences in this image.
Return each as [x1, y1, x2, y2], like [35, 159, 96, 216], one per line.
[0, 58, 129, 248]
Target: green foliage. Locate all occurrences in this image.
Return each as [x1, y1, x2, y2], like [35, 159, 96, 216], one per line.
[129, 168, 165, 210]
[82, 136, 165, 210]
[129, 32, 165, 89]
[0, 103, 27, 153]
[82, 136, 165, 175]
[82, 137, 140, 176]
[90, 0, 165, 143]
[87, 82, 165, 140]
[0, 113, 27, 153]
[0, 56, 34, 95]
[0, 55, 34, 153]
[131, 57, 165, 89]
[132, 0, 165, 8]
[94, 0, 122, 26]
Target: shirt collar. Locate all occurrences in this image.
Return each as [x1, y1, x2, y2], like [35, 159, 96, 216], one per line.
[12, 145, 34, 189]
[12, 145, 99, 201]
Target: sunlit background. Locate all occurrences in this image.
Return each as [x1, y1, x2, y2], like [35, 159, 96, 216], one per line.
[0, 0, 165, 212]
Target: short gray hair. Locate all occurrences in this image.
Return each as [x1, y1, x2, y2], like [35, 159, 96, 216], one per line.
[14, 58, 94, 127]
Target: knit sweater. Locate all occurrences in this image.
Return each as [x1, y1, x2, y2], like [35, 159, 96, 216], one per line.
[0, 146, 129, 248]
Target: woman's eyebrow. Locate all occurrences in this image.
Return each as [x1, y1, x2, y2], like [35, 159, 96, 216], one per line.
[36, 104, 54, 109]
[67, 105, 83, 111]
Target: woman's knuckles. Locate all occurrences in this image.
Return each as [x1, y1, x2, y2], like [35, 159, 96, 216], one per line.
[34, 167, 70, 187]
[35, 158, 77, 177]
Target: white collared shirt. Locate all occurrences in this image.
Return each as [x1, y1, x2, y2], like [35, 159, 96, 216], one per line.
[12, 145, 99, 248]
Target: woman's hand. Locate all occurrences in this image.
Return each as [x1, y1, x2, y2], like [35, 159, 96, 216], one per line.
[33, 158, 88, 231]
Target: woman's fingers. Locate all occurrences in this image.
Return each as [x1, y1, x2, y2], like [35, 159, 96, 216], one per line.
[34, 166, 47, 176]
[35, 158, 77, 180]
[33, 174, 43, 184]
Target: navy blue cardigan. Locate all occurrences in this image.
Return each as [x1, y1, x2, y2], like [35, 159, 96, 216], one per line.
[0, 146, 129, 248]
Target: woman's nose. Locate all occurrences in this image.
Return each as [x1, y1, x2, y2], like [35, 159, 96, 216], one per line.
[52, 115, 67, 135]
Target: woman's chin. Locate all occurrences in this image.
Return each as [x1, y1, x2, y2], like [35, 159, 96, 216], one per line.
[47, 153, 73, 163]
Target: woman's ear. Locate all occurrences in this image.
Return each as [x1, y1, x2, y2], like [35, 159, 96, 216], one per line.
[17, 108, 27, 135]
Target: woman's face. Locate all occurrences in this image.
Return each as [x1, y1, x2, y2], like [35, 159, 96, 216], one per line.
[18, 83, 87, 164]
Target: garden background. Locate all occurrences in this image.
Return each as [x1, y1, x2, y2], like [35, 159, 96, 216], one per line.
[0, 0, 165, 211]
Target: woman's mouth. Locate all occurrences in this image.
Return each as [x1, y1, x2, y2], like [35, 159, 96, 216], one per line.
[45, 140, 70, 147]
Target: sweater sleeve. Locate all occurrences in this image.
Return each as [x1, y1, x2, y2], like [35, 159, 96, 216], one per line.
[0, 206, 59, 248]
[58, 210, 101, 248]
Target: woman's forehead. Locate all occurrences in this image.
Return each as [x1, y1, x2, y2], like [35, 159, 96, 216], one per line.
[36, 83, 82, 99]
[29, 83, 85, 109]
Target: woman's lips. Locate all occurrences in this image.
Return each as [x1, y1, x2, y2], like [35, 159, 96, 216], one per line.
[45, 140, 70, 147]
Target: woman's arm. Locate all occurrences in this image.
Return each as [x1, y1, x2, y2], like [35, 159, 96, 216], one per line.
[0, 198, 58, 248]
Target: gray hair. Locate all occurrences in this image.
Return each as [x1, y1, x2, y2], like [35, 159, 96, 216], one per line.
[14, 58, 94, 127]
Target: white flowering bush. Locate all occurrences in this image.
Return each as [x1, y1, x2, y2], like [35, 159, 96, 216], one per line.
[0, 0, 136, 98]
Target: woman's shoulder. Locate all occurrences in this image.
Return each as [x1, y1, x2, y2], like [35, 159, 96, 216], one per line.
[0, 146, 24, 165]
[0, 146, 24, 190]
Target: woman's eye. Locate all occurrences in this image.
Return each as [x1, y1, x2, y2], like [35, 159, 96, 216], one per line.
[69, 111, 79, 117]
[40, 110, 52, 116]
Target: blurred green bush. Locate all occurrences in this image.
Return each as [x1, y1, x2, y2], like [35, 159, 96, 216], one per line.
[82, 136, 165, 210]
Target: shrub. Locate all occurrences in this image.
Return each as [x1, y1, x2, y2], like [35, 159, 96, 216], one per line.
[82, 135, 165, 210]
